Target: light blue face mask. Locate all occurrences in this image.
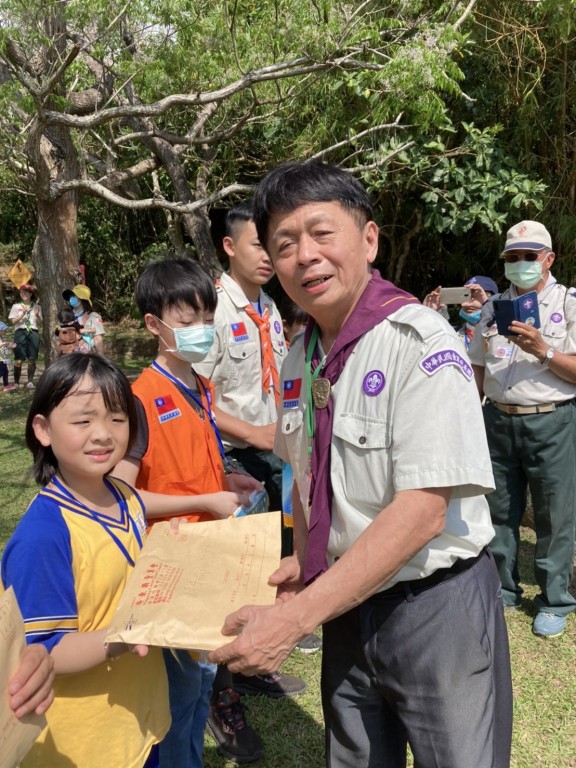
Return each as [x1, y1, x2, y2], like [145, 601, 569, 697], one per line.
[504, 260, 543, 289]
[69, 295, 80, 308]
[158, 318, 215, 363]
[459, 308, 482, 324]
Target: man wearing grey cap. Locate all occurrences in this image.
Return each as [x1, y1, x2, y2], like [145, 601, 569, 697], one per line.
[469, 220, 576, 638]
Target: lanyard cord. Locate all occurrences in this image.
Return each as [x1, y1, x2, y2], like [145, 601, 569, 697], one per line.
[151, 361, 228, 464]
[49, 475, 142, 566]
[304, 324, 327, 448]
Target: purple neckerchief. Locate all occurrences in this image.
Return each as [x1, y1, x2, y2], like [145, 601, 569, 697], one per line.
[303, 270, 419, 585]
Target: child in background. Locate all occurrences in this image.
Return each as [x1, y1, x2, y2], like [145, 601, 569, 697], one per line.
[1, 353, 248, 768]
[54, 308, 91, 356]
[0, 320, 17, 391]
[280, 298, 308, 346]
[9, 283, 42, 388]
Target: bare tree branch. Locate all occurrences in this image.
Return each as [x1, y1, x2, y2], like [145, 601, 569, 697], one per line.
[50, 178, 253, 211]
[43, 55, 384, 129]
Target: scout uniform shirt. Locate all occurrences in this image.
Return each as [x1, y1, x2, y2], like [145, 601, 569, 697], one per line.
[275, 304, 495, 590]
[468, 275, 576, 406]
[195, 272, 286, 450]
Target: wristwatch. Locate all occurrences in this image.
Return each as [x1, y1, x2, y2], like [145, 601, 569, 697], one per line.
[541, 347, 555, 365]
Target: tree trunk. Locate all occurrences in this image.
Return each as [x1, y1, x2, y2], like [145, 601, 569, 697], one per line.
[27, 123, 81, 365]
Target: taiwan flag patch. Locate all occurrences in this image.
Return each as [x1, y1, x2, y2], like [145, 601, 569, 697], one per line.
[154, 395, 182, 423]
[231, 322, 249, 342]
[283, 379, 302, 409]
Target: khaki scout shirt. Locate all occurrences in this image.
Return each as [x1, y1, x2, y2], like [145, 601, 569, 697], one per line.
[468, 275, 576, 405]
[275, 305, 495, 587]
[195, 272, 286, 450]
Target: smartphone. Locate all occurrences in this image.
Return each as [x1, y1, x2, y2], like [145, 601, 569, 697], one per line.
[233, 489, 269, 517]
[439, 287, 471, 305]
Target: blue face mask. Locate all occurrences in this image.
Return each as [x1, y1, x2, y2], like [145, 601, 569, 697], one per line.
[69, 295, 80, 308]
[158, 318, 215, 363]
[459, 308, 482, 325]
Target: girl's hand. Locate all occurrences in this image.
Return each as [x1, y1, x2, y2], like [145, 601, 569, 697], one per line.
[104, 641, 150, 660]
[205, 491, 251, 519]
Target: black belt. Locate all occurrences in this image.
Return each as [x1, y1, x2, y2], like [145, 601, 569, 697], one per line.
[374, 548, 487, 599]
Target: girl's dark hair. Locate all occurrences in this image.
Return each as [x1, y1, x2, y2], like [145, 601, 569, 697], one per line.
[26, 353, 138, 486]
[253, 161, 374, 250]
[135, 258, 217, 319]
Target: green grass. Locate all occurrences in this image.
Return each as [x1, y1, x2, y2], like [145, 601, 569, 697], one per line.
[1, 390, 575, 767]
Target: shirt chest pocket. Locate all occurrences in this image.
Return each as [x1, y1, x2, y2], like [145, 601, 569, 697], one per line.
[332, 413, 391, 450]
[332, 413, 391, 508]
[541, 321, 567, 345]
[228, 341, 259, 363]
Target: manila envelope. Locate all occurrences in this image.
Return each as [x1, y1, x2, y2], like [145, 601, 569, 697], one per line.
[106, 512, 281, 652]
[0, 587, 47, 768]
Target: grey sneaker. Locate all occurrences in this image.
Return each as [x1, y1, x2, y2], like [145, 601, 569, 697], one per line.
[296, 633, 323, 654]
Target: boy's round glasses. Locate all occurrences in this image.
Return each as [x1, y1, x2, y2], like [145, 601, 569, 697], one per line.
[502, 249, 546, 263]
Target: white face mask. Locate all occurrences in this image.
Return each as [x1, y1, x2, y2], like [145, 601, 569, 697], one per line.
[157, 317, 215, 363]
[504, 260, 543, 289]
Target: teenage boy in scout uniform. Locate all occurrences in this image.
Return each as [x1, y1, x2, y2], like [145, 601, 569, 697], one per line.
[196, 202, 311, 703]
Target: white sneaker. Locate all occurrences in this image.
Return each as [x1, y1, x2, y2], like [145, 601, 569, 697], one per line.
[26, 381, 35, 389]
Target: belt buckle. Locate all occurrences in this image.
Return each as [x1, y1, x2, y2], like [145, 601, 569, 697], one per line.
[508, 405, 519, 415]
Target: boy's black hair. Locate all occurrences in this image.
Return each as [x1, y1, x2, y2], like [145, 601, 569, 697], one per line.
[252, 161, 374, 249]
[135, 258, 217, 319]
[26, 353, 138, 486]
[224, 199, 254, 239]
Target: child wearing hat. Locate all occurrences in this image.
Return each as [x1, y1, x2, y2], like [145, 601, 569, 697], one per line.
[8, 283, 42, 389]
[62, 285, 105, 354]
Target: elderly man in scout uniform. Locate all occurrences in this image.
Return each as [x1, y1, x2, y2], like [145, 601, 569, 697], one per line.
[210, 162, 512, 768]
[469, 220, 576, 638]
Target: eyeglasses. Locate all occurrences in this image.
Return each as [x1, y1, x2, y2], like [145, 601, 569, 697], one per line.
[501, 249, 548, 263]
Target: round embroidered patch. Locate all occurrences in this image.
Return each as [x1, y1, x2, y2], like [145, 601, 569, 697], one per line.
[274, 320, 282, 334]
[550, 312, 563, 323]
[363, 370, 385, 396]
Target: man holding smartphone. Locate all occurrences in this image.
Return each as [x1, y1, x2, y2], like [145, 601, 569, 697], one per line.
[468, 220, 576, 638]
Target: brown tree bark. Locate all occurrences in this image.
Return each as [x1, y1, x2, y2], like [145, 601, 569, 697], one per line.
[26, 122, 81, 365]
